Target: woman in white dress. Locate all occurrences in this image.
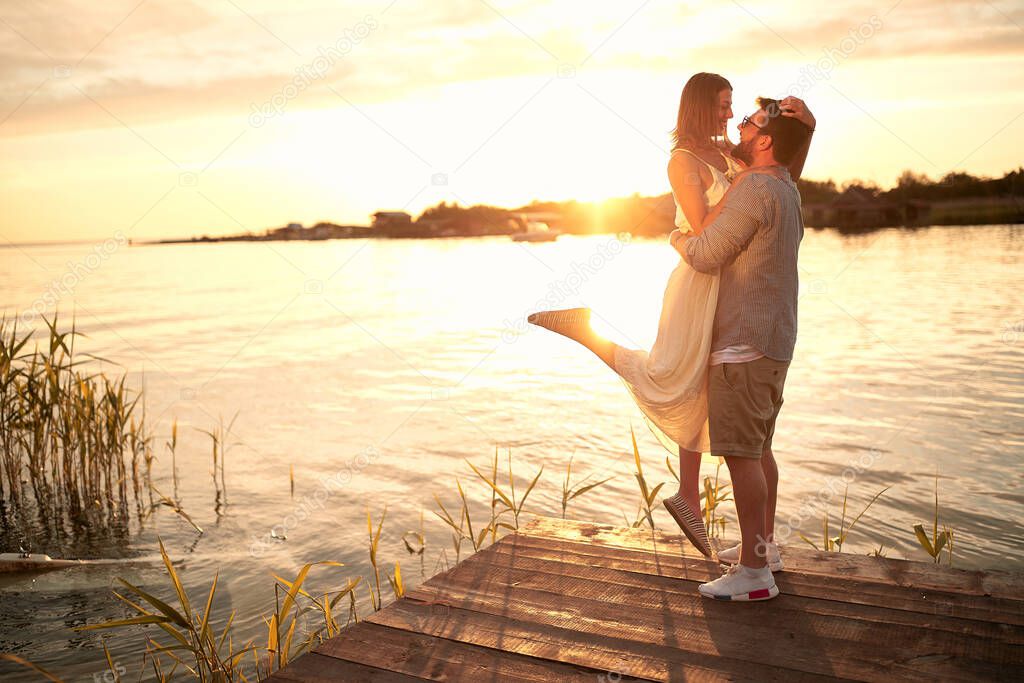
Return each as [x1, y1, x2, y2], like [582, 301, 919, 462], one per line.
[528, 74, 815, 557]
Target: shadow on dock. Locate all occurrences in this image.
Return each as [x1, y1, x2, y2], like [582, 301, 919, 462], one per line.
[267, 515, 1024, 682]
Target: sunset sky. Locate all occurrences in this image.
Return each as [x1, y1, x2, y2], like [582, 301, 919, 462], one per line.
[2, 0, 1023, 243]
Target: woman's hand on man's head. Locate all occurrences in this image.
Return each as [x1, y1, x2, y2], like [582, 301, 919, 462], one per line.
[779, 96, 815, 130]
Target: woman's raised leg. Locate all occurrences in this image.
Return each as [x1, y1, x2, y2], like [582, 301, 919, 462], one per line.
[528, 308, 619, 371]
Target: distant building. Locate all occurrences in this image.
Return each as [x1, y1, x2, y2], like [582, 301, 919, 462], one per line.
[372, 211, 412, 226]
[264, 222, 372, 240]
[307, 223, 331, 240]
[268, 224, 303, 239]
[372, 211, 415, 237]
[803, 187, 931, 229]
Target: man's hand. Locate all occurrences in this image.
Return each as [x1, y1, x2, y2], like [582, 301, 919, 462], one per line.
[779, 95, 815, 130]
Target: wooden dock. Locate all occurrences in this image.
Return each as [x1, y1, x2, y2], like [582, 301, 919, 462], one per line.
[268, 515, 1024, 681]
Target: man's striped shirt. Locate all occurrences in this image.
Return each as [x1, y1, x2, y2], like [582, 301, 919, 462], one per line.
[682, 169, 804, 362]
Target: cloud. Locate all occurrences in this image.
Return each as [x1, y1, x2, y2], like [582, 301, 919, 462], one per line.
[1, 0, 1022, 142]
[0, 0, 216, 59]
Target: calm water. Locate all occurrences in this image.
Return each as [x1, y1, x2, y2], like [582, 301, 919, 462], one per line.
[1, 225, 1023, 679]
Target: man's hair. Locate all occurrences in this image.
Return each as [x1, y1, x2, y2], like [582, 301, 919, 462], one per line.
[756, 97, 812, 165]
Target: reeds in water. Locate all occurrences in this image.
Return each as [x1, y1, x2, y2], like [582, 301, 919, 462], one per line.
[914, 471, 955, 565]
[432, 445, 545, 568]
[798, 484, 889, 553]
[197, 413, 238, 515]
[8, 428, 970, 683]
[627, 425, 664, 528]
[561, 451, 614, 520]
[72, 538, 360, 681]
[0, 312, 151, 545]
[701, 461, 733, 538]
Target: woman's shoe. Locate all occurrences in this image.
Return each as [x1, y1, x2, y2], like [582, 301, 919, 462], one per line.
[663, 493, 712, 558]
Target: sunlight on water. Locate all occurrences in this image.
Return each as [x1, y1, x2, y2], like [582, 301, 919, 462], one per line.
[1, 225, 1022, 678]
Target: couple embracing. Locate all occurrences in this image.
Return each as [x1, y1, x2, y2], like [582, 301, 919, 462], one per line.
[528, 72, 815, 602]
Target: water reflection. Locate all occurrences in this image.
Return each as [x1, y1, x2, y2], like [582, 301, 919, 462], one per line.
[0, 224, 1022, 678]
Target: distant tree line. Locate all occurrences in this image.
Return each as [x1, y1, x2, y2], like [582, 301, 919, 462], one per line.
[410, 167, 1023, 236]
[797, 167, 1024, 203]
[417, 201, 512, 233]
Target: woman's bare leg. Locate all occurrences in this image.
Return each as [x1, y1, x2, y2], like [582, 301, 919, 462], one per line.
[528, 308, 619, 371]
[678, 447, 702, 514]
[587, 336, 619, 371]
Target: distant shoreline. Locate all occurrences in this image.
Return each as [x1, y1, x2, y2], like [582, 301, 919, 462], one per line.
[144, 171, 1024, 244]
[5, 218, 1020, 250]
[7, 165, 1023, 247]
[141, 218, 1024, 247]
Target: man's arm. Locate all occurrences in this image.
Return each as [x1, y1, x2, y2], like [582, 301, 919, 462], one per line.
[787, 136, 812, 182]
[681, 177, 765, 272]
[669, 171, 759, 258]
[779, 95, 815, 182]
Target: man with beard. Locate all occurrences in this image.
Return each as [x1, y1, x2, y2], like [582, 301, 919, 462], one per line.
[674, 97, 814, 601]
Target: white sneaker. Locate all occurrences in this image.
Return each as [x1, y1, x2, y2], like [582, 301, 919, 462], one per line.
[717, 541, 783, 572]
[698, 563, 779, 601]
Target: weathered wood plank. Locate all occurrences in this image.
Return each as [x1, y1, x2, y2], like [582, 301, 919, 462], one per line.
[313, 620, 655, 682]
[273, 517, 1023, 682]
[367, 596, 836, 682]
[264, 651, 425, 682]
[484, 535, 1024, 643]
[519, 515, 1024, 601]
[408, 545, 1021, 681]
[489, 530, 1024, 629]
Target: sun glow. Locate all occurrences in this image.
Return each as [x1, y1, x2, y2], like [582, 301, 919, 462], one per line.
[2, 2, 1023, 243]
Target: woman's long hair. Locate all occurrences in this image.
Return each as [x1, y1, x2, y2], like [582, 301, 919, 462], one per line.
[671, 72, 732, 152]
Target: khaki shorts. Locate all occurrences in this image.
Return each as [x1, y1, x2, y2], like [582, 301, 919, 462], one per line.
[708, 355, 790, 459]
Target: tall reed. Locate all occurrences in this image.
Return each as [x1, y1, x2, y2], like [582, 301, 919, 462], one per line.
[197, 413, 238, 515]
[0, 312, 150, 545]
[10, 433, 959, 683]
[628, 425, 664, 528]
[561, 451, 614, 520]
[701, 461, 732, 539]
[72, 538, 359, 682]
[914, 471, 954, 565]
[798, 485, 889, 552]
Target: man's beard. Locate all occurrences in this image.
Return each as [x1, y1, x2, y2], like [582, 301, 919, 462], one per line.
[731, 138, 754, 165]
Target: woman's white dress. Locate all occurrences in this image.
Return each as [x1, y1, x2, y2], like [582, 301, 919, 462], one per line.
[611, 149, 741, 455]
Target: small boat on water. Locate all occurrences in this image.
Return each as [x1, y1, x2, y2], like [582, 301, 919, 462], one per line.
[510, 215, 561, 242]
